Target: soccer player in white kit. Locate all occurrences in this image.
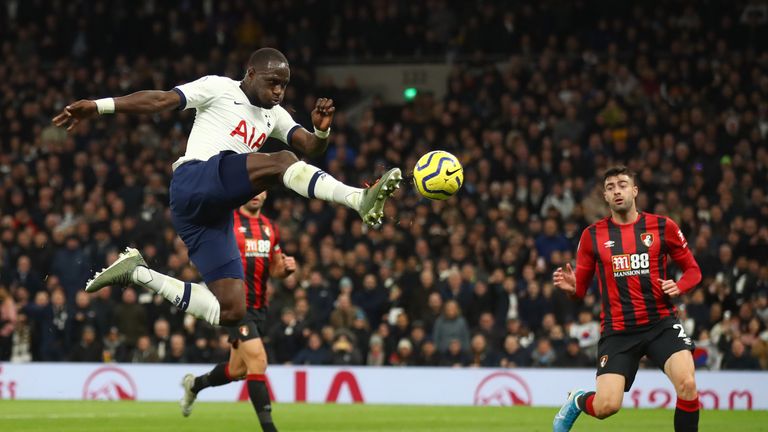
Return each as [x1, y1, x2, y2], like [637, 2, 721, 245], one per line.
[53, 46, 400, 354]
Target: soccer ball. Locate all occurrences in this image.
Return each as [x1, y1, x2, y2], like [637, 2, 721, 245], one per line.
[412, 150, 464, 200]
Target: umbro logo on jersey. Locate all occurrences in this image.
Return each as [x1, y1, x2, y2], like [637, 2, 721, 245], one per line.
[603, 240, 615, 248]
[238, 226, 247, 233]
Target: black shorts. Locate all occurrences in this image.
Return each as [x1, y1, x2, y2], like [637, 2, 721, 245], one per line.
[596, 317, 694, 391]
[227, 309, 267, 347]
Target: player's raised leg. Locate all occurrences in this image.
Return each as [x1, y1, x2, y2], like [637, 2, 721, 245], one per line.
[665, 350, 699, 431]
[181, 344, 247, 417]
[86, 248, 222, 325]
[553, 373, 624, 432]
[247, 151, 401, 226]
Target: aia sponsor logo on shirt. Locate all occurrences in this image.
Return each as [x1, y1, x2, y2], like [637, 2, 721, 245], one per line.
[611, 253, 650, 277]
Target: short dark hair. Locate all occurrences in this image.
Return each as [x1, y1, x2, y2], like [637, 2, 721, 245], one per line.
[247, 48, 288, 70]
[602, 165, 636, 186]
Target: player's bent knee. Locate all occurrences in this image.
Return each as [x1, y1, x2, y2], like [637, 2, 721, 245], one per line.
[594, 399, 621, 419]
[272, 150, 299, 170]
[677, 375, 697, 399]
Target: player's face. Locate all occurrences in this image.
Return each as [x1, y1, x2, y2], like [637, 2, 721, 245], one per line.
[243, 191, 267, 213]
[244, 62, 290, 108]
[603, 174, 638, 213]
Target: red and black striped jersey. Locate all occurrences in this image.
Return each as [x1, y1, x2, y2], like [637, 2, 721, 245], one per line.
[233, 210, 281, 311]
[574, 212, 701, 334]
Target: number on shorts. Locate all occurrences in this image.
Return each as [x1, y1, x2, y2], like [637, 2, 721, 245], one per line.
[672, 323, 687, 338]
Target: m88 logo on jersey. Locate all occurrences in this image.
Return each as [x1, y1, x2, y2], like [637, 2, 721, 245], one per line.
[612, 253, 650, 277]
[245, 239, 271, 257]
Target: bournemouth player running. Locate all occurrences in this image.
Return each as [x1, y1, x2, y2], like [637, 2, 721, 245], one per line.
[180, 191, 294, 431]
[53, 48, 401, 329]
[552, 166, 702, 432]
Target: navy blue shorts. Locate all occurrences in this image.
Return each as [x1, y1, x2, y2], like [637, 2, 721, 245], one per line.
[169, 151, 254, 283]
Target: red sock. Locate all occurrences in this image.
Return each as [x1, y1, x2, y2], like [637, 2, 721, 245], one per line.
[576, 391, 597, 417]
[676, 396, 699, 412]
[585, 394, 596, 417]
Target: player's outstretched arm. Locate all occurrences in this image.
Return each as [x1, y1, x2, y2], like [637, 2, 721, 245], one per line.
[290, 98, 335, 157]
[52, 90, 181, 132]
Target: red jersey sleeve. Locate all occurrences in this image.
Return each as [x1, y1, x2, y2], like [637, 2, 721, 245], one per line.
[575, 228, 596, 299]
[269, 221, 281, 261]
[664, 217, 702, 293]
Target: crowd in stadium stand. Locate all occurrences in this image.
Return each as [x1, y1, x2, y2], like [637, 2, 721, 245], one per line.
[0, 1, 767, 371]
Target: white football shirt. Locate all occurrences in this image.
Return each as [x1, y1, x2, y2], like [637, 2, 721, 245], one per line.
[171, 75, 301, 170]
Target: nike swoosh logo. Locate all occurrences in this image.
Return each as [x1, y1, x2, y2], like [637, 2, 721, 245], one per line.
[446, 168, 461, 176]
[234, 101, 245, 105]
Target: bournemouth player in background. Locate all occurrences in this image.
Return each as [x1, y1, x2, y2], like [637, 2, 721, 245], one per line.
[180, 191, 295, 432]
[552, 166, 702, 432]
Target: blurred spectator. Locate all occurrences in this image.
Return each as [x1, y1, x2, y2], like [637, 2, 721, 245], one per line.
[569, 309, 600, 360]
[555, 338, 592, 368]
[531, 338, 557, 367]
[163, 333, 188, 363]
[114, 288, 148, 348]
[69, 325, 103, 362]
[330, 293, 361, 331]
[367, 334, 386, 366]
[439, 338, 470, 367]
[131, 335, 160, 363]
[10, 256, 44, 296]
[722, 340, 761, 370]
[151, 318, 171, 361]
[0, 285, 17, 360]
[468, 334, 500, 367]
[500, 335, 530, 368]
[331, 332, 362, 365]
[50, 237, 90, 304]
[389, 338, 416, 366]
[103, 326, 128, 363]
[10, 312, 32, 362]
[293, 332, 332, 365]
[70, 291, 98, 344]
[433, 300, 470, 353]
[268, 307, 305, 364]
[417, 340, 440, 366]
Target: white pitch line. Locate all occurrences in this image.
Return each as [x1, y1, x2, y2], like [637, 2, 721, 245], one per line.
[0, 412, 151, 420]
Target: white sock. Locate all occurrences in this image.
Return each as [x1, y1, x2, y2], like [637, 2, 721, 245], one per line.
[132, 266, 220, 325]
[282, 161, 362, 210]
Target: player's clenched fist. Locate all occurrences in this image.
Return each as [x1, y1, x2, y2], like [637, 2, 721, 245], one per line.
[52, 100, 98, 131]
[282, 254, 297, 276]
[658, 278, 681, 297]
[553, 263, 576, 293]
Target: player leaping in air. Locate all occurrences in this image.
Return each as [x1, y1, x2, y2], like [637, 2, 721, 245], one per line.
[180, 191, 292, 431]
[552, 166, 702, 432]
[52, 47, 401, 330]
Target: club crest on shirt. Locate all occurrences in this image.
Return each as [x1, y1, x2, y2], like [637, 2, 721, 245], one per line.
[239, 325, 249, 337]
[640, 233, 654, 248]
[263, 226, 270, 237]
[600, 355, 608, 368]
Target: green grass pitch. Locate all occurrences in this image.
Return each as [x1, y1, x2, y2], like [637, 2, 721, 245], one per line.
[0, 401, 766, 431]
